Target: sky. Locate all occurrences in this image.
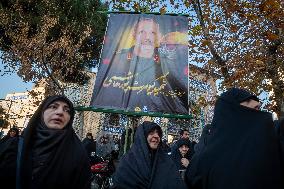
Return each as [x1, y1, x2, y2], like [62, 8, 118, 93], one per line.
[0, 60, 34, 99]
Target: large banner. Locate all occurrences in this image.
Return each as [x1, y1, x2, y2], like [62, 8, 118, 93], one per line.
[91, 14, 189, 114]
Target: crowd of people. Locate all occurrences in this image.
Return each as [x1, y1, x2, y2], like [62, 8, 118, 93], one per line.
[0, 87, 284, 188]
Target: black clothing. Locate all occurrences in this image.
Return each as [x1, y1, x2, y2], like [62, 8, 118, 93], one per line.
[112, 121, 186, 189]
[171, 139, 192, 170]
[0, 136, 19, 187]
[18, 95, 91, 189]
[82, 138, 97, 157]
[0, 127, 20, 187]
[91, 47, 188, 114]
[186, 88, 283, 189]
[161, 140, 171, 153]
[276, 119, 284, 178]
[194, 124, 212, 155]
[220, 87, 259, 103]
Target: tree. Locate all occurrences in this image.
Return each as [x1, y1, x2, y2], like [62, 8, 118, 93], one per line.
[189, 0, 284, 116]
[0, 0, 108, 94]
[0, 105, 9, 129]
[109, 0, 284, 117]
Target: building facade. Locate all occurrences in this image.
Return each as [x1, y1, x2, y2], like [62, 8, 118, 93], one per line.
[0, 86, 45, 135]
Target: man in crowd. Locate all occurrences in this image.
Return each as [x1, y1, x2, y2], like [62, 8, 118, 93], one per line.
[186, 88, 283, 189]
[180, 129, 190, 140]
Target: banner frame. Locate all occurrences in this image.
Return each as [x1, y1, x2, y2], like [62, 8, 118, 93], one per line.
[75, 106, 193, 119]
[97, 11, 189, 17]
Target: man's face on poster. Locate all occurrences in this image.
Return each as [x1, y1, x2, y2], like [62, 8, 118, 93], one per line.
[133, 19, 160, 58]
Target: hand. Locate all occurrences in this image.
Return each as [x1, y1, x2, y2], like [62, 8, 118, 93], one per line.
[181, 158, 189, 168]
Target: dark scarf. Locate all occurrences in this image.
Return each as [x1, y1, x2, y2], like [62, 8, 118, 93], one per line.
[19, 95, 91, 189]
[112, 121, 186, 189]
[186, 88, 283, 189]
[218, 87, 259, 103]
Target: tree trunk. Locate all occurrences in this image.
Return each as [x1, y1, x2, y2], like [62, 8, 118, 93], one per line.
[193, 0, 230, 80]
[266, 36, 283, 118]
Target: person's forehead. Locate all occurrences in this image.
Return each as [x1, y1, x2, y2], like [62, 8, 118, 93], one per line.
[149, 129, 158, 133]
[51, 100, 69, 106]
[179, 144, 189, 148]
[148, 129, 159, 134]
[137, 20, 158, 30]
[249, 99, 260, 104]
[250, 100, 261, 107]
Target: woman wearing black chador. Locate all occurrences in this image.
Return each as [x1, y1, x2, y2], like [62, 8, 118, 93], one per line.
[185, 88, 283, 189]
[112, 121, 186, 189]
[14, 95, 91, 189]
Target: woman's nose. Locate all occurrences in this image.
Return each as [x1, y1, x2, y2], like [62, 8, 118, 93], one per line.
[55, 107, 64, 114]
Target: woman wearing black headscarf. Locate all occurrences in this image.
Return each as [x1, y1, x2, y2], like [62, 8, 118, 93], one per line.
[171, 138, 193, 181]
[17, 95, 91, 189]
[112, 121, 186, 189]
[185, 88, 283, 189]
[171, 138, 192, 170]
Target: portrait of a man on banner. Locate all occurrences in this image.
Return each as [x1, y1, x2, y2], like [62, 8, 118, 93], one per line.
[91, 14, 189, 114]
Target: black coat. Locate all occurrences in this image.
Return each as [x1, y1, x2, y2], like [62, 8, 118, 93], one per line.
[276, 118, 284, 178]
[112, 121, 186, 189]
[82, 138, 97, 157]
[186, 88, 283, 189]
[193, 124, 212, 155]
[18, 95, 91, 189]
[0, 136, 19, 187]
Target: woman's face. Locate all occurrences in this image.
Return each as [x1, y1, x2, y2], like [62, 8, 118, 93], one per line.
[43, 101, 71, 129]
[179, 144, 189, 156]
[9, 130, 16, 137]
[147, 129, 161, 150]
[100, 137, 105, 143]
